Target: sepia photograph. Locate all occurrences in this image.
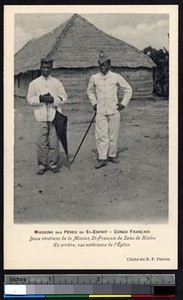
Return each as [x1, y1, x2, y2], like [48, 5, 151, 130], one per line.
[14, 12, 170, 224]
[4, 5, 178, 270]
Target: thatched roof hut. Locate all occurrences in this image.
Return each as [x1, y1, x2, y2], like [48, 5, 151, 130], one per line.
[14, 14, 155, 101]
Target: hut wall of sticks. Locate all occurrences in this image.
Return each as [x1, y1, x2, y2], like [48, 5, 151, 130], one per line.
[14, 14, 155, 102]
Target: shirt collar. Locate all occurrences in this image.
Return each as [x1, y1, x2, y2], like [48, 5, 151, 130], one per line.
[100, 70, 111, 77]
[41, 75, 52, 80]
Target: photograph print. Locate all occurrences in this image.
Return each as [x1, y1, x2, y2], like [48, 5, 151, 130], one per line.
[3, 4, 178, 271]
[14, 11, 171, 224]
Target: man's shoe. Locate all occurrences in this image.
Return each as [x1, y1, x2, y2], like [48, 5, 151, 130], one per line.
[107, 156, 120, 163]
[51, 168, 60, 174]
[37, 168, 46, 175]
[95, 160, 107, 169]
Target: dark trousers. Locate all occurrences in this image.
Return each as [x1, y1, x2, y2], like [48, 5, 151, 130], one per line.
[35, 121, 59, 169]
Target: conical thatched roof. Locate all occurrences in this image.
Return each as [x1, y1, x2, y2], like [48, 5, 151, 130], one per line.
[14, 14, 155, 75]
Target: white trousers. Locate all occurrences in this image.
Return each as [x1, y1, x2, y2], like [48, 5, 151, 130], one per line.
[95, 112, 121, 160]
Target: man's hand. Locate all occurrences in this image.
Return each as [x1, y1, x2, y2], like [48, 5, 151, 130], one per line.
[116, 103, 125, 112]
[40, 93, 54, 104]
[93, 104, 97, 112]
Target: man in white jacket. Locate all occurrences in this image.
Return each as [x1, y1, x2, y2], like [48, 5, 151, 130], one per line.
[87, 51, 132, 169]
[27, 58, 68, 175]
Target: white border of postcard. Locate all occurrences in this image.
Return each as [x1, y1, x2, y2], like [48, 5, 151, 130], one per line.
[4, 5, 178, 269]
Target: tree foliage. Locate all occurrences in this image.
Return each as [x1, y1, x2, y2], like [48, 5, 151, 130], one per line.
[143, 46, 169, 98]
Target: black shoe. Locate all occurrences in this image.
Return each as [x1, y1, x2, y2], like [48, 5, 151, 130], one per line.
[107, 156, 120, 163]
[95, 160, 107, 169]
[51, 168, 60, 173]
[37, 168, 46, 175]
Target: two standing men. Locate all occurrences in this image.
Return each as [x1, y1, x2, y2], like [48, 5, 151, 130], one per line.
[27, 51, 132, 173]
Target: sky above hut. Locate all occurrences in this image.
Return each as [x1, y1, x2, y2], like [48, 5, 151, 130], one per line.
[15, 13, 169, 54]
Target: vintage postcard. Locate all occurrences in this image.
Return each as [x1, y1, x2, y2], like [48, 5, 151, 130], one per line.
[4, 5, 178, 269]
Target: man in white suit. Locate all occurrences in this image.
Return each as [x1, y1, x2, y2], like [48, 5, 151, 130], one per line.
[87, 50, 132, 169]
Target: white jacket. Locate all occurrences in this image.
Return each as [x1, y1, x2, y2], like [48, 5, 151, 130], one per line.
[27, 75, 68, 121]
[87, 71, 132, 115]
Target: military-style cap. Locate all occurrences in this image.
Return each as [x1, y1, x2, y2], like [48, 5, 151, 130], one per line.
[40, 57, 53, 64]
[98, 50, 111, 64]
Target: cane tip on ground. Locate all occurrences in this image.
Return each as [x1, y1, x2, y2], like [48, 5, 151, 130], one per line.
[14, 99, 168, 223]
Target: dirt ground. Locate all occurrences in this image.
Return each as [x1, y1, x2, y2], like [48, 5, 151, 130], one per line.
[14, 97, 168, 224]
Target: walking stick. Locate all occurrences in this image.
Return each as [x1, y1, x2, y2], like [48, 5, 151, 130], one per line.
[71, 112, 96, 165]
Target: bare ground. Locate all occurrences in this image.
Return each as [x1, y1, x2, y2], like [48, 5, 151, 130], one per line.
[14, 97, 168, 224]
